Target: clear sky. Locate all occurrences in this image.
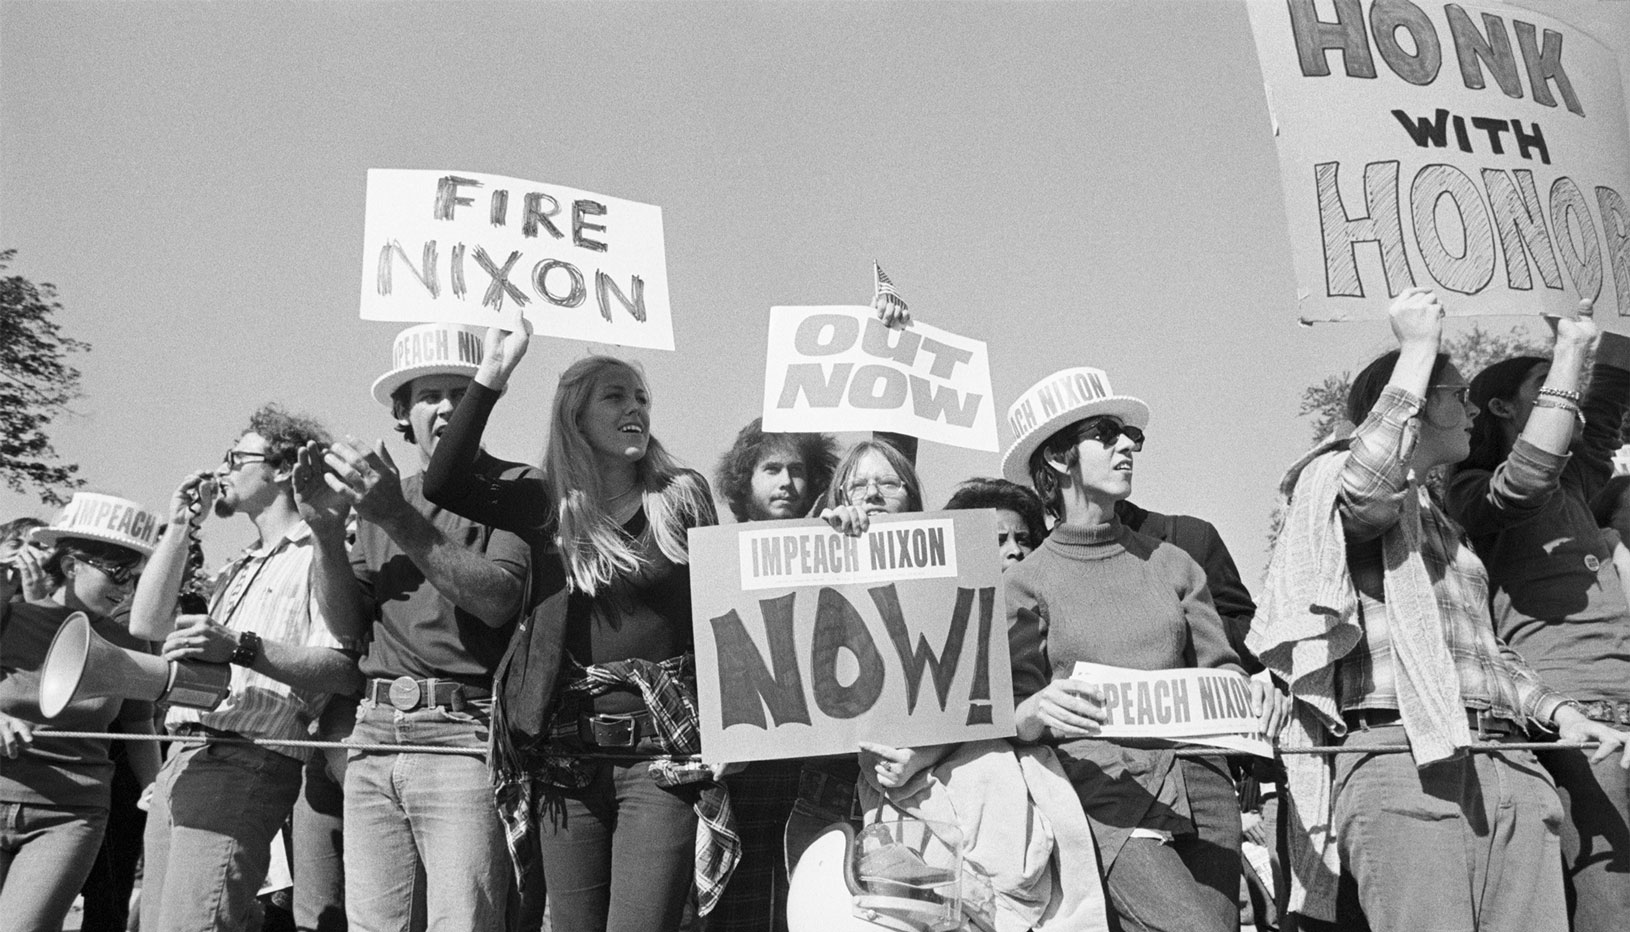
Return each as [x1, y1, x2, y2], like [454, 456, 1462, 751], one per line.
[3, 0, 1627, 582]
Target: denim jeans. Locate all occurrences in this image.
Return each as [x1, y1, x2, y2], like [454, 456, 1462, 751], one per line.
[0, 801, 109, 932]
[1101, 756, 1242, 932]
[1541, 744, 1630, 932]
[1332, 723, 1566, 932]
[141, 740, 305, 932]
[540, 758, 700, 932]
[343, 699, 510, 932]
[295, 695, 354, 932]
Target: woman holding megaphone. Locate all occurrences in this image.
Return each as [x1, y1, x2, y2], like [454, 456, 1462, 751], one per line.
[0, 493, 163, 932]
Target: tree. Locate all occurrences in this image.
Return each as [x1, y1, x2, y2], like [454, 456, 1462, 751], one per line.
[1297, 322, 1550, 445]
[1, 250, 89, 505]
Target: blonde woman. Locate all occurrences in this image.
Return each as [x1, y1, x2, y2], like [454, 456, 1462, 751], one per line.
[423, 320, 729, 932]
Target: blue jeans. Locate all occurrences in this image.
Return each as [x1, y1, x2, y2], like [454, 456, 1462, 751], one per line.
[0, 801, 109, 932]
[1541, 744, 1630, 932]
[343, 699, 510, 932]
[295, 695, 355, 932]
[540, 758, 699, 932]
[142, 740, 305, 932]
[1332, 723, 1566, 932]
[1101, 756, 1242, 932]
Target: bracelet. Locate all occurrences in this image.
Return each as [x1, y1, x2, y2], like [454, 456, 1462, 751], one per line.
[1537, 386, 1582, 403]
[230, 630, 262, 667]
[1532, 397, 1580, 413]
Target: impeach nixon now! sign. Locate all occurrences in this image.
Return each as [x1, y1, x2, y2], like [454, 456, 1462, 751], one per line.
[689, 511, 1013, 763]
[761, 307, 999, 452]
[358, 169, 674, 349]
[1247, 1, 1630, 323]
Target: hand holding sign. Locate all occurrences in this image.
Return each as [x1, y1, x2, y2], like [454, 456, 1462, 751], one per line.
[1014, 678, 1107, 743]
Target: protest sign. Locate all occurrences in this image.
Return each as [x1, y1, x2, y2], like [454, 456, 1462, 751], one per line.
[1247, 1, 1630, 323]
[358, 169, 673, 349]
[1071, 662, 1273, 758]
[690, 510, 1014, 763]
[761, 307, 999, 451]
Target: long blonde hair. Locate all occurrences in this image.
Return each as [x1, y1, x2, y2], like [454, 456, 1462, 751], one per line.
[544, 355, 715, 595]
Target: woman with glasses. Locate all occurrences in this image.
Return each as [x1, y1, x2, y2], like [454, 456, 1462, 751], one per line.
[1445, 304, 1630, 932]
[0, 494, 163, 932]
[999, 366, 1261, 932]
[423, 320, 726, 932]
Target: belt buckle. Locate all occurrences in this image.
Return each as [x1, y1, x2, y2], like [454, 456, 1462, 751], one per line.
[387, 676, 422, 712]
[585, 713, 638, 747]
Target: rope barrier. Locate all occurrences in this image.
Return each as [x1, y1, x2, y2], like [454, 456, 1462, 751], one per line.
[32, 729, 1602, 760]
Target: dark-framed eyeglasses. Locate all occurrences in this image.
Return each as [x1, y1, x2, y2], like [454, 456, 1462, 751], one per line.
[223, 449, 270, 470]
[1075, 420, 1145, 451]
[77, 555, 140, 586]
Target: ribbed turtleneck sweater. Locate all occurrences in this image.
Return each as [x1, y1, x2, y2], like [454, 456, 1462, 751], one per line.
[1006, 518, 1243, 704]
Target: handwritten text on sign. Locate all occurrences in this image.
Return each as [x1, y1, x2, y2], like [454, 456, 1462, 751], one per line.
[690, 512, 1013, 763]
[358, 169, 674, 349]
[1246, 1, 1630, 323]
[1071, 662, 1272, 758]
[761, 307, 999, 451]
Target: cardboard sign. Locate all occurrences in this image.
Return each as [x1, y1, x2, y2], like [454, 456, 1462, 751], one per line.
[690, 510, 1014, 763]
[358, 169, 674, 349]
[761, 307, 999, 451]
[1247, 1, 1630, 322]
[1071, 662, 1273, 758]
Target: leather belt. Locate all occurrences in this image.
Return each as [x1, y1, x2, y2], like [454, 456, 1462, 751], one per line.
[1342, 707, 1516, 738]
[366, 677, 490, 713]
[1577, 699, 1630, 727]
[574, 710, 654, 748]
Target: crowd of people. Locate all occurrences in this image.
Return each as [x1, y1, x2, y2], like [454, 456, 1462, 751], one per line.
[3, 284, 1630, 932]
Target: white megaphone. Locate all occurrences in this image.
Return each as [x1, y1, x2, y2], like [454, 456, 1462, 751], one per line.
[39, 612, 231, 717]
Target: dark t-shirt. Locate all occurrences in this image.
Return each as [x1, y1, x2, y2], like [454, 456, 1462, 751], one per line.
[352, 462, 531, 690]
[0, 602, 154, 808]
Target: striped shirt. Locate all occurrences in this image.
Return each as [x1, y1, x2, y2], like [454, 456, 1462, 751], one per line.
[167, 522, 344, 759]
[1335, 386, 1568, 726]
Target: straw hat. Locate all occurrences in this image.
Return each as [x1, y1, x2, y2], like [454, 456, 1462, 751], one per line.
[1000, 367, 1150, 486]
[370, 323, 487, 406]
[28, 492, 163, 557]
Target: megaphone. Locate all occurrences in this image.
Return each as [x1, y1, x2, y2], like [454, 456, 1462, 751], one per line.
[39, 612, 231, 717]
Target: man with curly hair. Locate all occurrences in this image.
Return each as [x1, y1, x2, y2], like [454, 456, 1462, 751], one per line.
[132, 403, 361, 932]
[714, 418, 838, 523]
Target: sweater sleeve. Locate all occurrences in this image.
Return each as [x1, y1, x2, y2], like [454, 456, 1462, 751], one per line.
[1172, 550, 1245, 675]
[422, 381, 553, 534]
[1445, 441, 1568, 536]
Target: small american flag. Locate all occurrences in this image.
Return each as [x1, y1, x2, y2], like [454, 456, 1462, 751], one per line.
[873, 261, 907, 310]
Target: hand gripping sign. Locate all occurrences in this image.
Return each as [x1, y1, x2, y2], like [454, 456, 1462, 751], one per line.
[1071, 661, 1273, 758]
[1246, 1, 1630, 324]
[359, 169, 674, 349]
[761, 306, 999, 452]
[689, 510, 1014, 764]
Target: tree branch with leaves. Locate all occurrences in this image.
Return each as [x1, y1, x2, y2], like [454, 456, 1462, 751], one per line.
[1, 250, 89, 505]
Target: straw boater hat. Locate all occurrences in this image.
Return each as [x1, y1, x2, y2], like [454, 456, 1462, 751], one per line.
[369, 323, 488, 406]
[1000, 367, 1151, 486]
[28, 492, 164, 558]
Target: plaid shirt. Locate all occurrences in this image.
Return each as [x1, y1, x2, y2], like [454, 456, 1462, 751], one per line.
[1335, 386, 1569, 726]
[494, 653, 741, 916]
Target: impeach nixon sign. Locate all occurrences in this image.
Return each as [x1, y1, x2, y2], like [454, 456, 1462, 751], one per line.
[689, 511, 1014, 763]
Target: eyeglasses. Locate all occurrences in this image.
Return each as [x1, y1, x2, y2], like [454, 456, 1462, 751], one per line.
[845, 477, 907, 500]
[1430, 384, 1472, 405]
[222, 449, 270, 470]
[1075, 420, 1145, 452]
[77, 556, 140, 586]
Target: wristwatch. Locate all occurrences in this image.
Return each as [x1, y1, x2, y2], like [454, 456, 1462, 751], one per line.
[230, 630, 262, 667]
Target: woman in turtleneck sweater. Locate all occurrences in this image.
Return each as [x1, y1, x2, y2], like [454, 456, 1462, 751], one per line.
[997, 366, 1267, 932]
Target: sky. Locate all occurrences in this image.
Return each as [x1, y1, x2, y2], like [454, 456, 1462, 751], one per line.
[3, 0, 1628, 583]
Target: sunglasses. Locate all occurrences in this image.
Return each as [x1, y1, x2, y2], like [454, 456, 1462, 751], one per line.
[1075, 419, 1145, 451]
[223, 449, 271, 470]
[77, 555, 140, 586]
